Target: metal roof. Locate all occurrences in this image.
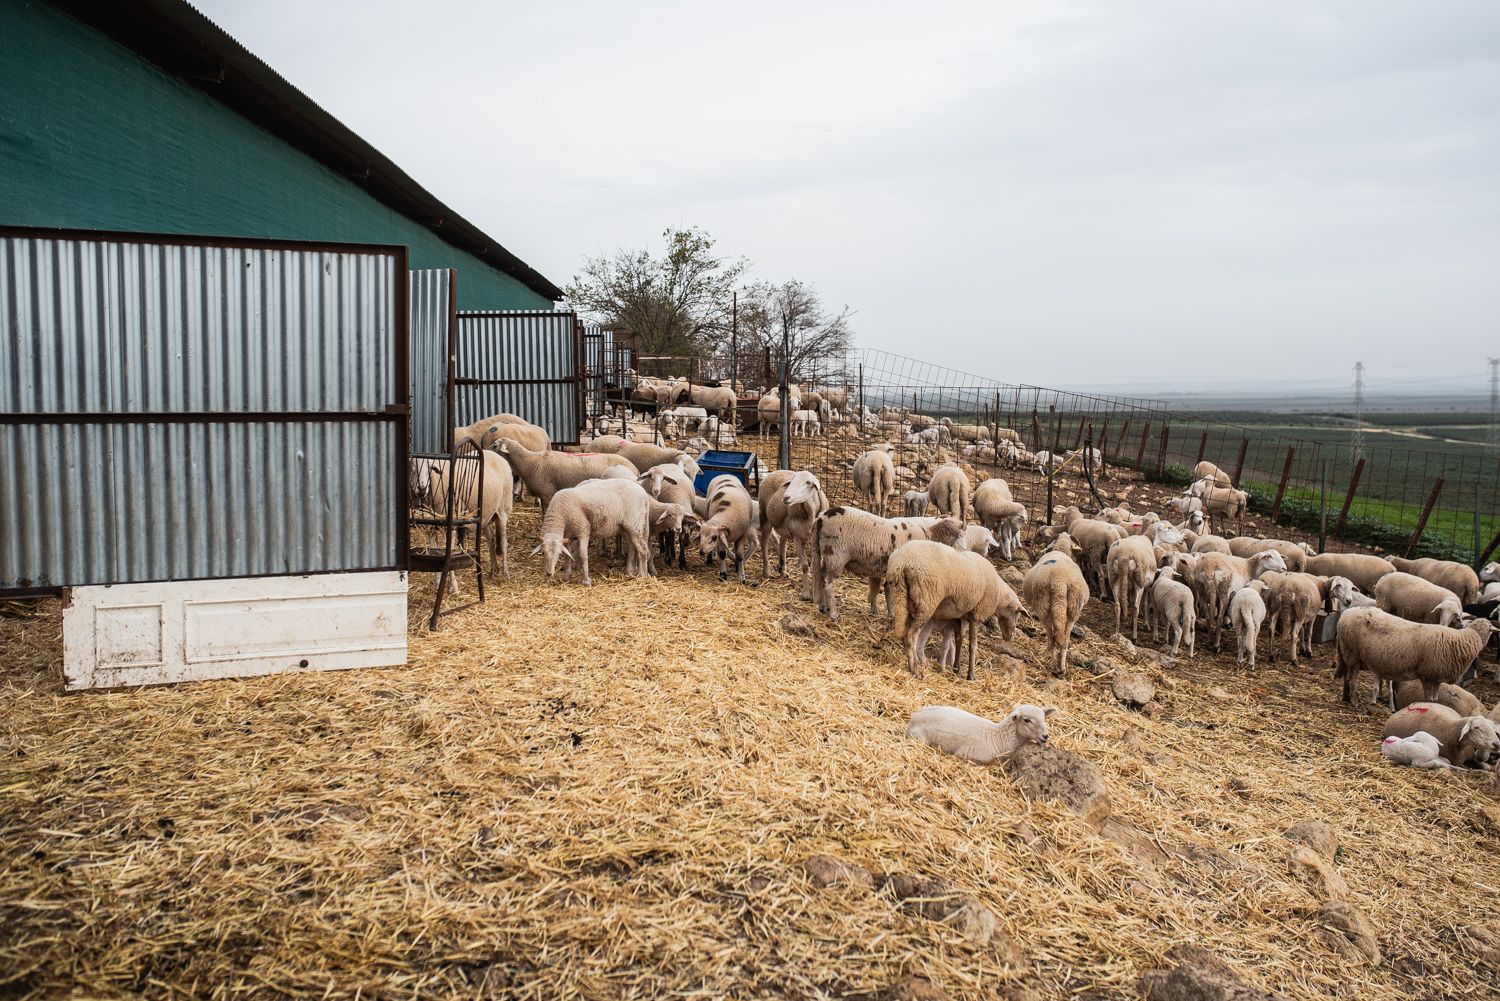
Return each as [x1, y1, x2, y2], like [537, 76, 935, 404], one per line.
[46, 0, 565, 302]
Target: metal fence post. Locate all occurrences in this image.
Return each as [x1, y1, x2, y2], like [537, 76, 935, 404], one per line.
[1332, 457, 1365, 538]
[1404, 478, 1445, 558]
[1155, 425, 1170, 479]
[1318, 459, 1329, 552]
[1135, 422, 1152, 470]
[1233, 437, 1249, 486]
[1476, 509, 1484, 570]
[1270, 447, 1296, 522]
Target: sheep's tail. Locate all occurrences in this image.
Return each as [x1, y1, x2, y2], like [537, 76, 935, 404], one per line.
[887, 563, 911, 640]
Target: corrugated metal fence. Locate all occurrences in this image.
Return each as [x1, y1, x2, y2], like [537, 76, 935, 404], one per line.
[0, 228, 408, 592]
[454, 310, 583, 444]
[408, 269, 454, 454]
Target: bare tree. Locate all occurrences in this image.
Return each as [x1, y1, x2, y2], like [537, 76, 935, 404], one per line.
[565, 227, 746, 358]
[739, 280, 854, 383]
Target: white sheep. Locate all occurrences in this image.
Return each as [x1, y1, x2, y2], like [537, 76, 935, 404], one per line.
[1021, 533, 1091, 677]
[1380, 732, 1451, 769]
[1374, 572, 1465, 627]
[1303, 552, 1395, 595]
[902, 490, 930, 517]
[791, 409, 822, 436]
[811, 508, 964, 620]
[1226, 580, 1268, 669]
[1335, 608, 1496, 708]
[926, 464, 973, 523]
[1105, 535, 1155, 640]
[886, 541, 1022, 679]
[698, 476, 756, 583]
[1148, 566, 1196, 658]
[494, 439, 636, 510]
[759, 469, 830, 598]
[533, 478, 653, 586]
[637, 463, 698, 570]
[973, 479, 1028, 561]
[1389, 556, 1482, 604]
[1383, 703, 1500, 769]
[852, 444, 897, 516]
[905, 704, 1057, 765]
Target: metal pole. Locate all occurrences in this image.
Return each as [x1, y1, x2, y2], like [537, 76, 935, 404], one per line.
[730, 290, 738, 395]
[778, 326, 790, 470]
[858, 363, 864, 419]
[1475, 509, 1483, 570]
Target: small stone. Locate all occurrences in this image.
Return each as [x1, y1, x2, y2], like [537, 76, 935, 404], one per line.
[997, 989, 1043, 1001]
[1315, 900, 1380, 965]
[1205, 686, 1233, 700]
[1282, 821, 1338, 862]
[1229, 777, 1252, 799]
[800, 854, 876, 890]
[1288, 845, 1348, 901]
[1007, 744, 1112, 830]
[1113, 635, 1137, 656]
[1458, 922, 1500, 969]
[1070, 625, 1088, 639]
[1473, 805, 1500, 835]
[996, 655, 1029, 678]
[883, 975, 951, 1001]
[1140, 944, 1284, 1000]
[779, 613, 817, 636]
[1112, 672, 1156, 707]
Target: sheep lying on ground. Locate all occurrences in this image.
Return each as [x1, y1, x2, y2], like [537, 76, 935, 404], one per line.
[698, 476, 757, 583]
[1303, 552, 1395, 595]
[1393, 680, 1485, 717]
[1335, 607, 1496, 708]
[759, 470, 829, 598]
[1022, 533, 1091, 677]
[811, 508, 964, 620]
[1148, 566, 1196, 658]
[902, 490, 930, 516]
[1226, 580, 1269, 668]
[1106, 535, 1156, 639]
[495, 440, 635, 510]
[886, 541, 1021, 679]
[973, 479, 1027, 560]
[1375, 572, 1465, 626]
[853, 444, 897, 515]
[534, 478, 652, 585]
[1381, 733, 1450, 769]
[1389, 556, 1481, 604]
[926, 464, 972, 523]
[1383, 703, 1500, 769]
[905, 704, 1056, 765]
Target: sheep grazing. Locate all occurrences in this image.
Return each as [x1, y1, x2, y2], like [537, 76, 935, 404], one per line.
[905, 704, 1056, 765]
[1383, 703, 1500, 769]
[637, 463, 698, 570]
[811, 508, 964, 620]
[1021, 533, 1091, 677]
[1226, 536, 1313, 573]
[698, 477, 756, 583]
[1388, 556, 1482, 605]
[494, 439, 636, 510]
[925, 463, 972, 523]
[1226, 580, 1269, 669]
[971, 481, 1028, 561]
[1260, 571, 1330, 664]
[1374, 572, 1465, 627]
[1148, 566, 1196, 658]
[1380, 733, 1451, 770]
[412, 447, 514, 579]
[759, 469, 829, 598]
[533, 478, 653, 586]
[1393, 680, 1485, 717]
[886, 541, 1022, 679]
[1189, 550, 1288, 653]
[852, 444, 897, 516]
[1334, 607, 1496, 708]
[902, 490, 930, 517]
[1105, 535, 1155, 640]
[954, 524, 998, 556]
[1193, 460, 1233, 487]
[1302, 552, 1395, 595]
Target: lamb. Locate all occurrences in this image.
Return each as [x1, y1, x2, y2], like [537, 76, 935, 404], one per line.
[901, 490, 930, 516]
[1226, 536, 1312, 573]
[637, 463, 698, 570]
[1193, 460, 1233, 486]
[493, 439, 637, 511]
[1382, 703, 1500, 769]
[1168, 493, 1204, 518]
[973, 479, 1028, 560]
[1393, 680, 1485, 717]
[905, 704, 1056, 765]
[759, 469, 830, 598]
[1189, 550, 1288, 652]
[1374, 572, 1466, 627]
[1226, 580, 1269, 669]
[926, 463, 973, 523]
[1380, 732, 1451, 770]
[810, 508, 964, 620]
[791, 409, 822, 436]
[1105, 535, 1156, 639]
[533, 478, 652, 586]
[698, 476, 757, 583]
[413, 446, 514, 579]
[954, 524, 998, 556]
[1388, 556, 1481, 604]
[1021, 533, 1091, 677]
[886, 541, 1022, 679]
[1198, 483, 1250, 533]
[661, 405, 709, 434]
[1148, 566, 1196, 658]
[1334, 607, 1496, 707]
[1302, 552, 1395, 595]
[1260, 571, 1331, 663]
[641, 498, 700, 575]
[852, 444, 897, 516]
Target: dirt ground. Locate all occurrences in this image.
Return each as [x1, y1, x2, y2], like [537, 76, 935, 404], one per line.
[3, 490, 1500, 999]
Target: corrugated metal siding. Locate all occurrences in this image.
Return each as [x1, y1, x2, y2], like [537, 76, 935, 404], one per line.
[583, 324, 605, 417]
[408, 269, 453, 454]
[0, 231, 405, 591]
[454, 311, 582, 444]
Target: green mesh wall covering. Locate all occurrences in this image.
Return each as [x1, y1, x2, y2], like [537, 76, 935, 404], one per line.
[0, 0, 553, 310]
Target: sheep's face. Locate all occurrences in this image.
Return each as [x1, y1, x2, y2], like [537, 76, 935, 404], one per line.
[698, 524, 731, 562]
[533, 534, 574, 578]
[1008, 704, 1058, 746]
[1460, 718, 1500, 764]
[1253, 550, 1288, 575]
[783, 472, 822, 509]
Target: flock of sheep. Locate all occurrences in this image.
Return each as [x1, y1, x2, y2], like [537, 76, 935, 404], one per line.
[416, 395, 1500, 773]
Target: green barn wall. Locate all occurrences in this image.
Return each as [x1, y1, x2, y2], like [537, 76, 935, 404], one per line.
[0, 0, 554, 310]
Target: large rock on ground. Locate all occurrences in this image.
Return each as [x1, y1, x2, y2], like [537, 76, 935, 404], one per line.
[1140, 944, 1285, 1000]
[1316, 900, 1380, 965]
[882, 874, 1021, 960]
[1287, 845, 1348, 901]
[1006, 744, 1112, 830]
[800, 854, 877, 890]
[1112, 671, 1155, 707]
[1282, 820, 1338, 862]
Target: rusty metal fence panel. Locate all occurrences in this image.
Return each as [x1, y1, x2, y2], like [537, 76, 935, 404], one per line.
[408, 268, 455, 454]
[0, 228, 408, 593]
[454, 310, 583, 444]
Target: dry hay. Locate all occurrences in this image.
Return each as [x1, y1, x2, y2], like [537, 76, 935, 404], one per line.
[3, 502, 1500, 999]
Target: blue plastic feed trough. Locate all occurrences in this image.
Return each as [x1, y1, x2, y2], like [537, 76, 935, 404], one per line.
[694, 449, 759, 496]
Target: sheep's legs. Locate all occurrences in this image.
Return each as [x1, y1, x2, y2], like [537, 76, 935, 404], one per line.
[867, 578, 882, 617]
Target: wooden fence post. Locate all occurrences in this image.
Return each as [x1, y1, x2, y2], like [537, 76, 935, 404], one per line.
[1332, 457, 1365, 538]
[1233, 437, 1249, 486]
[1135, 422, 1152, 469]
[1196, 431, 1209, 464]
[1031, 410, 1043, 453]
[1116, 419, 1132, 461]
[1270, 447, 1296, 522]
[1404, 478, 1445, 558]
[1156, 425, 1170, 479]
[1480, 529, 1500, 566]
[1075, 416, 1087, 450]
[1050, 411, 1062, 453]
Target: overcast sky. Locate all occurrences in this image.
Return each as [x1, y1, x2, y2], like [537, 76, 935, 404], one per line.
[195, 0, 1499, 393]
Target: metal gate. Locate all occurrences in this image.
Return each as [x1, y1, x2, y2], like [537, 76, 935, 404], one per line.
[408, 269, 456, 454]
[454, 310, 584, 444]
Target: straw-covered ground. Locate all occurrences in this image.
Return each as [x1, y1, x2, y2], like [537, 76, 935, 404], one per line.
[4, 491, 1500, 999]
